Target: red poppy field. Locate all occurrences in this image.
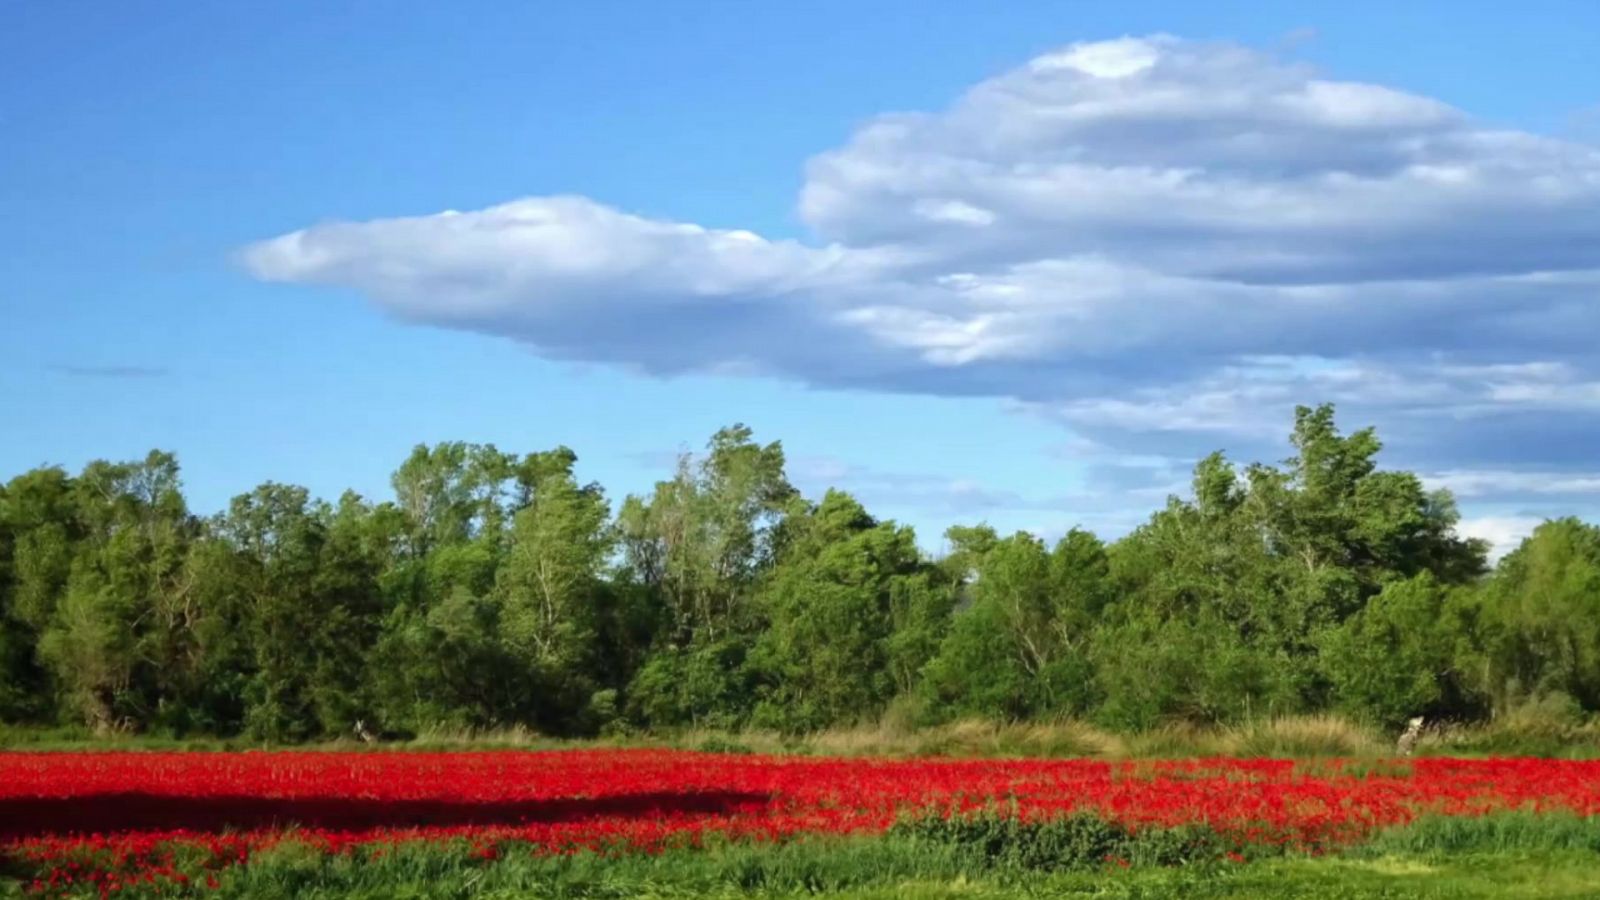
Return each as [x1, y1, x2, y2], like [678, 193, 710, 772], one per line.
[6, 750, 1600, 896]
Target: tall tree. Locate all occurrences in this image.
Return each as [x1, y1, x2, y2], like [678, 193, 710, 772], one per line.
[620, 425, 797, 727]
[618, 425, 796, 644]
[496, 470, 613, 729]
[35, 453, 192, 732]
[923, 529, 1108, 720]
[749, 491, 944, 731]
[1471, 519, 1600, 712]
[219, 483, 321, 740]
[1319, 572, 1478, 727]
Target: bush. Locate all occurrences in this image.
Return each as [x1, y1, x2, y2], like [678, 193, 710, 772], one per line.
[892, 811, 1231, 870]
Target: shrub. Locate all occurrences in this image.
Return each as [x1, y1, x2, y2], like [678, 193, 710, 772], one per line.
[891, 811, 1230, 870]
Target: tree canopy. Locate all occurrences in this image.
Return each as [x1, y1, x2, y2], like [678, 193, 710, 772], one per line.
[0, 405, 1586, 739]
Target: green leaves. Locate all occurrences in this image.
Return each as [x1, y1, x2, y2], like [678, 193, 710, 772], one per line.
[0, 408, 1581, 740]
[921, 530, 1108, 722]
[1318, 573, 1460, 727]
[1474, 519, 1600, 711]
[748, 490, 943, 731]
[617, 424, 796, 645]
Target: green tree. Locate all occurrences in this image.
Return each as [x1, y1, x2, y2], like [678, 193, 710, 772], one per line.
[1092, 611, 1292, 729]
[0, 406, 1539, 740]
[1246, 404, 1486, 601]
[1319, 572, 1477, 727]
[749, 491, 944, 731]
[391, 443, 517, 555]
[2, 466, 90, 723]
[1098, 406, 1487, 727]
[625, 640, 752, 730]
[922, 529, 1108, 721]
[1096, 457, 1298, 727]
[36, 452, 192, 732]
[367, 519, 506, 732]
[620, 426, 796, 727]
[1472, 519, 1600, 712]
[153, 533, 254, 734]
[219, 483, 326, 740]
[0, 477, 52, 720]
[618, 425, 796, 645]
[217, 483, 385, 740]
[496, 471, 613, 730]
[370, 445, 592, 734]
[304, 492, 389, 734]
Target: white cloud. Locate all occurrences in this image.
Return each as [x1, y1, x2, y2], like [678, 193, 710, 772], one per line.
[1422, 470, 1600, 498]
[911, 199, 997, 226]
[244, 195, 844, 321]
[1458, 515, 1547, 562]
[1032, 35, 1165, 78]
[244, 36, 1600, 523]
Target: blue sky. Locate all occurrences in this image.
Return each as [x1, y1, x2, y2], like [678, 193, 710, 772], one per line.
[4, 1, 1599, 556]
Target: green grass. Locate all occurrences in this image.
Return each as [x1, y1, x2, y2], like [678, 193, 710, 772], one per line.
[11, 815, 1600, 898]
[1362, 811, 1600, 856]
[129, 836, 1600, 899]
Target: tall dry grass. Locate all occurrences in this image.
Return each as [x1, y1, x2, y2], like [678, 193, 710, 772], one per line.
[11, 705, 1600, 759]
[664, 710, 1590, 760]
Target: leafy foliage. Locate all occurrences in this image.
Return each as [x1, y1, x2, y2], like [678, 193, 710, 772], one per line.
[893, 811, 1230, 870]
[0, 405, 1586, 738]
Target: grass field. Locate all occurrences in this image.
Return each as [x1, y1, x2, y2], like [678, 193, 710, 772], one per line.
[11, 821, 1600, 897]
[84, 829, 1600, 899]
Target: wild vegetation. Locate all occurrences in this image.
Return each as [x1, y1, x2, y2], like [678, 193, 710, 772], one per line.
[2, 404, 1598, 744]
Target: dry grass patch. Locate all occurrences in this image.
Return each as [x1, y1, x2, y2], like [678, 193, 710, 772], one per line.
[1225, 715, 1384, 759]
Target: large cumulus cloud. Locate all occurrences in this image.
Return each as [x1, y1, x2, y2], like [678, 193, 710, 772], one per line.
[243, 36, 1600, 537]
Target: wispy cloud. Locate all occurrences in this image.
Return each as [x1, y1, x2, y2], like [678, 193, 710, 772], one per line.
[1422, 470, 1600, 498]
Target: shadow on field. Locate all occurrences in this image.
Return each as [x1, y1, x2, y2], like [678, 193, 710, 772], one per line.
[0, 790, 773, 838]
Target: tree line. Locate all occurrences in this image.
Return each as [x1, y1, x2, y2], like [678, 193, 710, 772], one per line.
[2, 405, 1597, 741]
